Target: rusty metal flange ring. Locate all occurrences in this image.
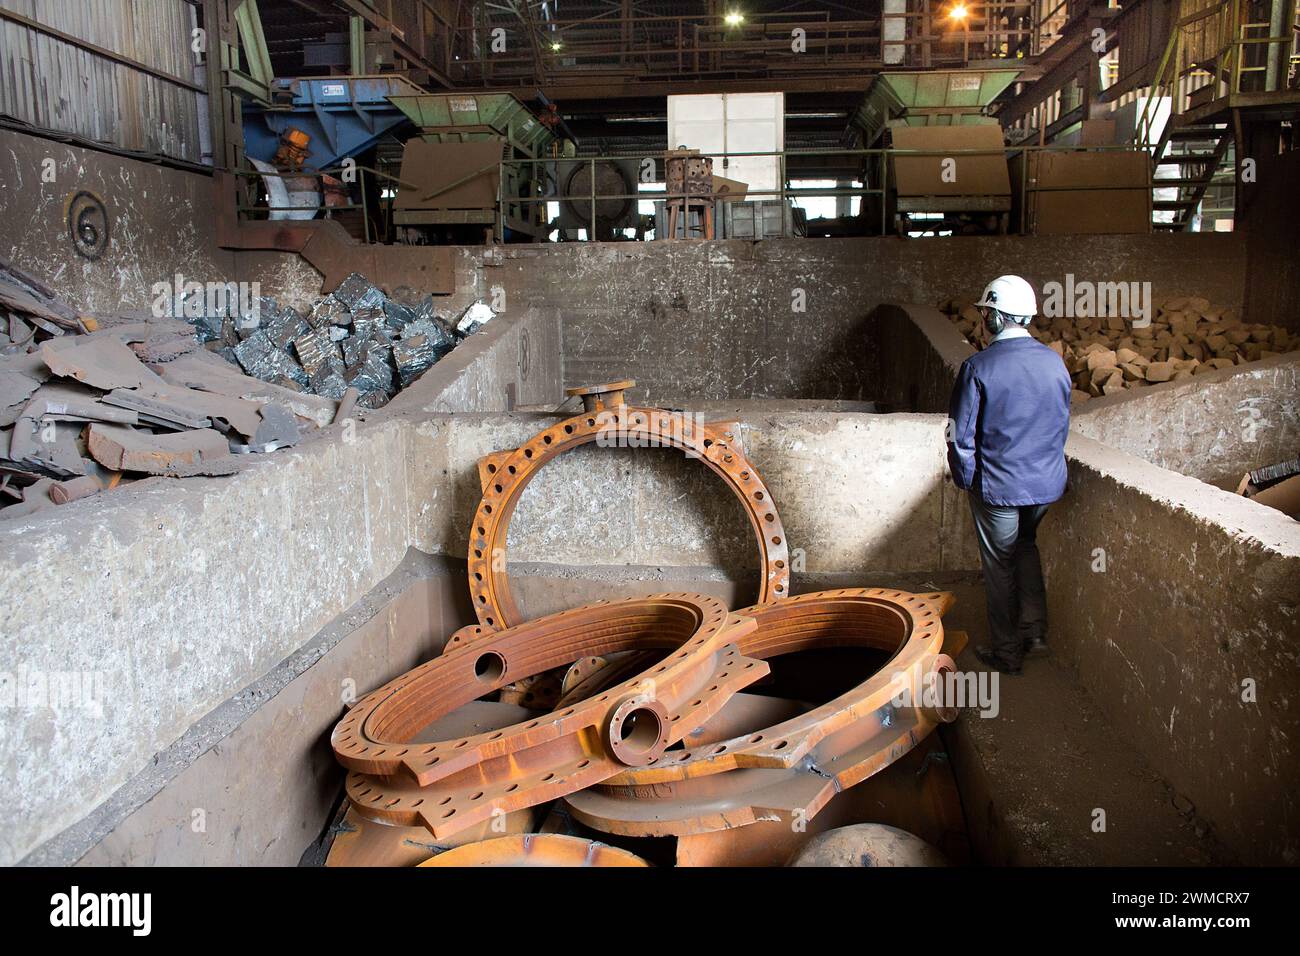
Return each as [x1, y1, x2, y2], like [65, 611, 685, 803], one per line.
[563, 588, 959, 837]
[332, 593, 769, 839]
[417, 834, 650, 867]
[467, 403, 791, 630]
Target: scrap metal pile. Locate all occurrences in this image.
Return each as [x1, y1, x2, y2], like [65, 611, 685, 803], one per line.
[196, 272, 494, 409]
[327, 381, 967, 868]
[1, 258, 494, 518]
[0, 272, 338, 518]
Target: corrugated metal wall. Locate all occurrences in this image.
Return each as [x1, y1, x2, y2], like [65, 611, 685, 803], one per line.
[0, 0, 206, 163]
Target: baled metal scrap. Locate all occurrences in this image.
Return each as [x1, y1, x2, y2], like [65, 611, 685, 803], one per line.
[184, 273, 487, 404]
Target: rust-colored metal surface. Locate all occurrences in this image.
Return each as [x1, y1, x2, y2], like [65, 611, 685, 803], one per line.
[466, 385, 790, 630]
[564, 588, 960, 837]
[417, 834, 650, 867]
[672, 733, 970, 866]
[565, 379, 635, 412]
[331, 593, 769, 839]
[325, 804, 538, 868]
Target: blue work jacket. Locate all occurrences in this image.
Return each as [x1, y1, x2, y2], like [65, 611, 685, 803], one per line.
[946, 336, 1072, 506]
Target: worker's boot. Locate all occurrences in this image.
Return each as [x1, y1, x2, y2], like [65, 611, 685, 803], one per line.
[974, 644, 1022, 677]
[1023, 635, 1050, 657]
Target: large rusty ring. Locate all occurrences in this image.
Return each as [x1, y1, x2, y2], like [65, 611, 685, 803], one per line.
[467, 396, 790, 630]
[564, 589, 960, 836]
[331, 593, 769, 839]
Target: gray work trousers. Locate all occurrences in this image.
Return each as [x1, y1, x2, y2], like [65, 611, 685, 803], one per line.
[967, 494, 1051, 666]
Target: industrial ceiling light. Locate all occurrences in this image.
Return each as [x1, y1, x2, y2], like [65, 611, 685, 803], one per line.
[550, 41, 562, 51]
[949, 2, 970, 20]
[724, 11, 744, 26]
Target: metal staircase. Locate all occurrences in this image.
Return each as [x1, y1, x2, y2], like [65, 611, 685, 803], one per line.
[1150, 122, 1234, 230]
[1133, 0, 1300, 232]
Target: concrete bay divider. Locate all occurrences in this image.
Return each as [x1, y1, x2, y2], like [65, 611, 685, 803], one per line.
[459, 234, 1246, 404]
[1070, 354, 1300, 489]
[867, 302, 975, 413]
[1041, 434, 1300, 863]
[407, 409, 980, 576]
[0, 417, 412, 864]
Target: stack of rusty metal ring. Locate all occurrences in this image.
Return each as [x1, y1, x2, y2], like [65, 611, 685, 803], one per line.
[328, 381, 963, 866]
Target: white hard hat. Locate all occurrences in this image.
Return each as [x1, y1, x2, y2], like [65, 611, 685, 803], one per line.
[976, 275, 1037, 318]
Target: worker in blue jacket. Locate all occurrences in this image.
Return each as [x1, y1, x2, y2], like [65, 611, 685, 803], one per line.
[946, 275, 1072, 676]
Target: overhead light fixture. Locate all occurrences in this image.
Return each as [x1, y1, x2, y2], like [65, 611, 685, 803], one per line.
[724, 11, 744, 26]
[949, 3, 969, 20]
[550, 41, 562, 51]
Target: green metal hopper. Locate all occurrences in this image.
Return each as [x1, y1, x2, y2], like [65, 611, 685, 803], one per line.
[851, 70, 1021, 146]
[388, 91, 555, 156]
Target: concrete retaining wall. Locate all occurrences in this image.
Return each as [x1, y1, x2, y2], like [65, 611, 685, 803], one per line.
[1, 418, 412, 864]
[1073, 354, 1300, 489]
[50, 555, 469, 866]
[0, 129, 232, 316]
[1040, 434, 1300, 864]
[868, 303, 973, 412]
[407, 409, 983, 583]
[440, 234, 1246, 405]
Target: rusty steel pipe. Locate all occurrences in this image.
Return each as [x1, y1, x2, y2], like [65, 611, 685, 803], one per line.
[564, 589, 961, 837]
[332, 593, 769, 839]
[466, 398, 790, 630]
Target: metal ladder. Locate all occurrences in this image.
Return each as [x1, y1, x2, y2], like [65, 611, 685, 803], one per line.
[1150, 122, 1234, 230]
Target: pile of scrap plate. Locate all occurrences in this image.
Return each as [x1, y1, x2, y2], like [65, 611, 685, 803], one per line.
[0, 318, 335, 520]
[0, 259, 95, 344]
[327, 381, 968, 867]
[194, 272, 495, 408]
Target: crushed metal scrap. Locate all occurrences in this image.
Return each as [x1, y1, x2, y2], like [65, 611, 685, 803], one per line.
[185, 272, 493, 407]
[0, 315, 327, 518]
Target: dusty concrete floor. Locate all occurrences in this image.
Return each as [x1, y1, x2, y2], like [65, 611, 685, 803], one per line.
[954, 644, 1232, 866]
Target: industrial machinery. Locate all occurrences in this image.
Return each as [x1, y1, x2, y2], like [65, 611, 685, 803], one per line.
[553, 159, 641, 240]
[243, 76, 423, 172]
[888, 124, 1013, 235]
[850, 70, 1020, 235]
[387, 92, 559, 243]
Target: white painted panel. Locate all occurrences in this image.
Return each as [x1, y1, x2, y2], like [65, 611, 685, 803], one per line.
[883, 0, 906, 65]
[668, 92, 785, 195]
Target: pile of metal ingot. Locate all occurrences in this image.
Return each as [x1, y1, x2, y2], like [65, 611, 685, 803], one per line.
[327, 381, 967, 867]
[943, 296, 1300, 404]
